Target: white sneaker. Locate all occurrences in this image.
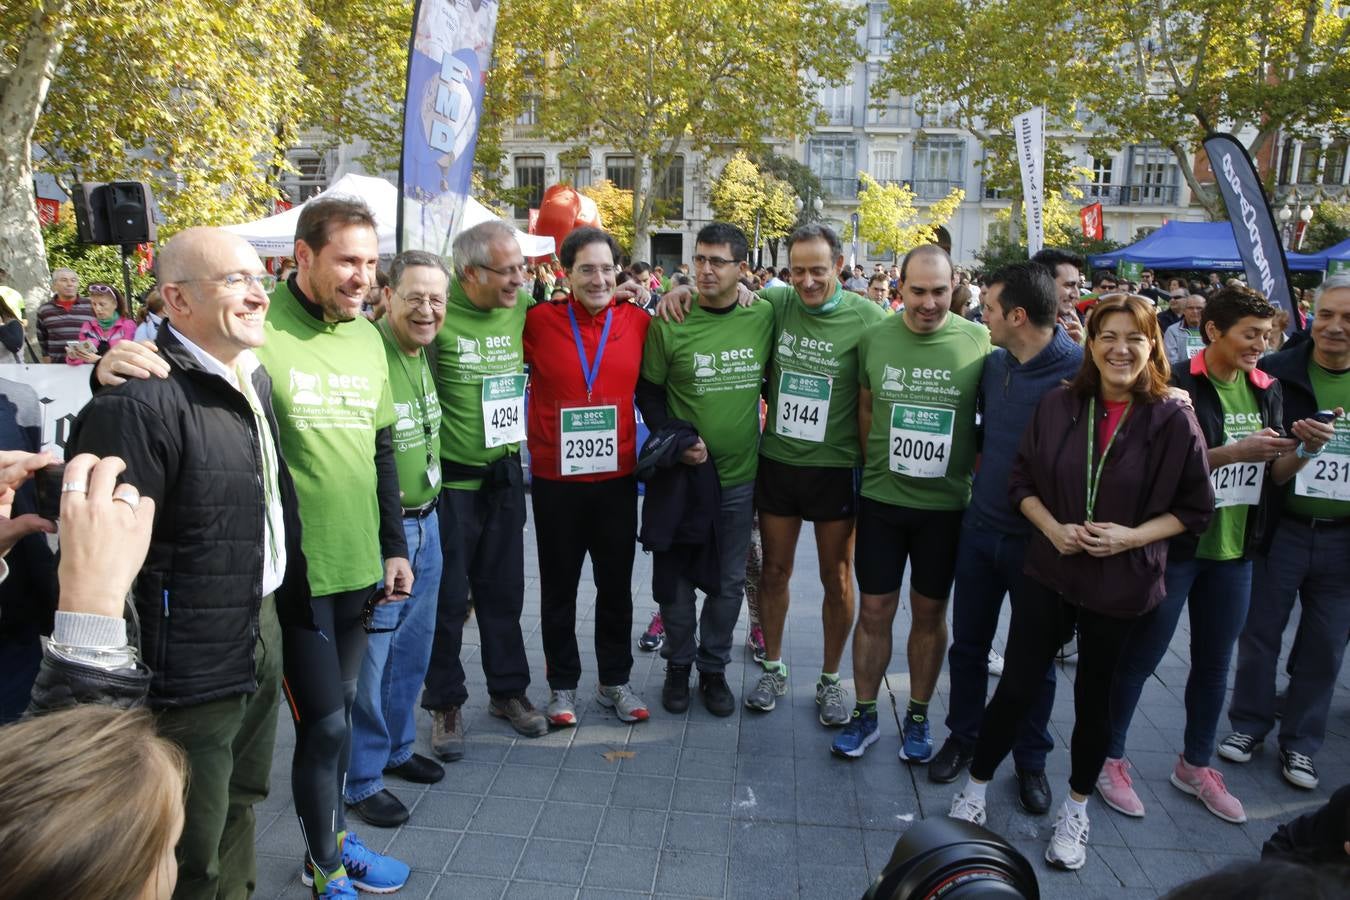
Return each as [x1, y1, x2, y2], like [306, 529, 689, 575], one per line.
[1045, 802, 1090, 870]
[949, 791, 987, 825]
[546, 689, 577, 727]
[986, 649, 1004, 677]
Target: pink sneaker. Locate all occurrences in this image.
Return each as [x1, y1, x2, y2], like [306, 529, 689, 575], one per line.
[1170, 756, 1247, 823]
[747, 625, 767, 664]
[1095, 758, 1145, 817]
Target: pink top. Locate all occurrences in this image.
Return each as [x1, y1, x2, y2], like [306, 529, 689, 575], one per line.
[68, 317, 136, 365]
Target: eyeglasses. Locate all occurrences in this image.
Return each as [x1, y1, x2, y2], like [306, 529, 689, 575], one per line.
[477, 263, 529, 279]
[176, 273, 277, 294]
[89, 283, 117, 296]
[572, 264, 618, 277]
[399, 294, 447, 311]
[692, 254, 741, 269]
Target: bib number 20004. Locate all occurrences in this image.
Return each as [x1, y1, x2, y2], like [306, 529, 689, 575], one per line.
[888, 403, 954, 479]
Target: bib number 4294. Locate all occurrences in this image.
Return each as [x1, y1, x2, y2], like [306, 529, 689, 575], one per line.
[481, 374, 527, 448]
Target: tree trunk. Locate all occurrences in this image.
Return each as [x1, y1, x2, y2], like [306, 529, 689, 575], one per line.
[1007, 198, 1022, 246]
[0, 0, 74, 343]
[630, 153, 651, 262]
[1170, 143, 1222, 220]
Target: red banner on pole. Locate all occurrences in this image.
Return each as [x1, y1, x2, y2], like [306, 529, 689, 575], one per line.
[36, 198, 60, 227]
[274, 198, 293, 215]
[1080, 202, 1103, 240]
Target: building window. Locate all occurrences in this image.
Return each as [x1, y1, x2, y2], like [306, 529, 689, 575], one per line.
[284, 153, 327, 203]
[865, 63, 908, 126]
[652, 156, 685, 220]
[605, 155, 635, 191]
[808, 137, 859, 198]
[1325, 140, 1348, 185]
[866, 2, 895, 54]
[560, 151, 591, 189]
[1091, 157, 1113, 198]
[872, 150, 897, 183]
[1278, 138, 1296, 185]
[1126, 145, 1177, 204]
[819, 79, 854, 126]
[514, 96, 539, 127]
[911, 138, 965, 199]
[1297, 141, 1321, 184]
[513, 155, 545, 219]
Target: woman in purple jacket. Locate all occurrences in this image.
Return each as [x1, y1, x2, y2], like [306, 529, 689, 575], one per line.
[948, 294, 1213, 871]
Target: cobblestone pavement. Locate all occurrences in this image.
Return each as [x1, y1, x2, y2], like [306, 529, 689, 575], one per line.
[254, 512, 1349, 899]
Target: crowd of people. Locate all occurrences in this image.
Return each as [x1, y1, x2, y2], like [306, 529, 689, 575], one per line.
[0, 201, 1347, 898]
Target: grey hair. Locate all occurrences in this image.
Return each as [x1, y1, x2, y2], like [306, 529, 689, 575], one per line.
[50, 267, 77, 281]
[786, 223, 842, 259]
[451, 221, 518, 279]
[1313, 273, 1350, 308]
[388, 250, 450, 291]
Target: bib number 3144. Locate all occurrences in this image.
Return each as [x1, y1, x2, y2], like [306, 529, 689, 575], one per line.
[482, 374, 527, 448]
[775, 371, 831, 443]
[888, 403, 954, 478]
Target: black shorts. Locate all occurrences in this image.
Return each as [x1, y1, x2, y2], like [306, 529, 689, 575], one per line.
[754, 456, 858, 522]
[854, 497, 963, 597]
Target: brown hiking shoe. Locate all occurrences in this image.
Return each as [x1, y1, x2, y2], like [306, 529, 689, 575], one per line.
[430, 706, 465, 761]
[489, 694, 549, 737]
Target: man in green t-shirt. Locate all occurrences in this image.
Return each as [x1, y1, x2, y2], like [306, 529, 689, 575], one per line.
[637, 222, 773, 717]
[1223, 275, 1348, 792]
[738, 224, 885, 728]
[346, 250, 451, 829]
[833, 245, 991, 765]
[420, 220, 548, 747]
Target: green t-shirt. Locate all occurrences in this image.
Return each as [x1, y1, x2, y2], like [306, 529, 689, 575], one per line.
[640, 300, 775, 487]
[258, 282, 396, 595]
[1285, 361, 1350, 519]
[858, 312, 990, 510]
[432, 278, 531, 488]
[378, 321, 442, 508]
[1196, 374, 1262, 561]
[759, 285, 887, 468]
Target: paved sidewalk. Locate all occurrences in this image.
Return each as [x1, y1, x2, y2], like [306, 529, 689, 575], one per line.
[254, 512, 1350, 899]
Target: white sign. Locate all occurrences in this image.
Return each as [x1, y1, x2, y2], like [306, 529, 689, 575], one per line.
[0, 364, 94, 458]
[1013, 107, 1046, 258]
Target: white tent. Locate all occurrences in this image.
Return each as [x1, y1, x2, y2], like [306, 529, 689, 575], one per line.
[222, 173, 555, 258]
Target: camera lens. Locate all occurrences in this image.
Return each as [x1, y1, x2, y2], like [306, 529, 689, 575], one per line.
[862, 819, 1038, 900]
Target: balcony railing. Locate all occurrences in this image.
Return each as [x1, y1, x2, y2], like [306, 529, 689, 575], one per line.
[911, 178, 964, 199]
[1075, 183, 1181, 206]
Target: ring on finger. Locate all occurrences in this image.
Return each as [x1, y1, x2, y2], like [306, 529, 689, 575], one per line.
[112, 493, 140, 511]
[61, 481, 89, 494]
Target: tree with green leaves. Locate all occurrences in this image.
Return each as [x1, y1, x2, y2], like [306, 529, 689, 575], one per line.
[708, 153, 798, 265]
[520, 0, 862, 260]
[874, 0, 1093, 244]
[1079, 0, 1348, 219]
[580, 180, 635, 256]
[854, 173, 964, 262]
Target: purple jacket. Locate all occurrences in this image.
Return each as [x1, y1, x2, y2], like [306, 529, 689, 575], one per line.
[1008, 386, 1213, 618]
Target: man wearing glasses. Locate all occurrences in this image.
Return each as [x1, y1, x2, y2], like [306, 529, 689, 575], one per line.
[345, 250, 452, 828]
[70, 227, 315, 899]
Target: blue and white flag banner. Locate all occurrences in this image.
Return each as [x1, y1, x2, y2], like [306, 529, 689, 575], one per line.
[398, 0, 500, 257]
[1013, 107, 1045, 258]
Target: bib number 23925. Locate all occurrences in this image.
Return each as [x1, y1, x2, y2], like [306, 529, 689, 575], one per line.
[888, 403, 953, 478]
[560, 405, 618, 476]
[1295, 424, 1350, 502]
[482, 374, 526, 448]
[775, 371, 831, 443]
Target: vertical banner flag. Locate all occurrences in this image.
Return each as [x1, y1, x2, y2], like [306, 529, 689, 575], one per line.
[398, 0, 501, 256]
[1080, 202, 1103, 240]
[1012, 107, 1045, 257]
[1202, 133, 1295, 325]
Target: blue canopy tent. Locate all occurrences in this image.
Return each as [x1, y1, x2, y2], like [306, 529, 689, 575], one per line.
[1294, 237, 1350, 273]
[1087, 220, 1326, 272]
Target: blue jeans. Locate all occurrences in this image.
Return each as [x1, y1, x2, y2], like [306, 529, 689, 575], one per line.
[1230, 518, 1350, 755]
[1109, 555, 1252, 767]
[946, 515, 1056, 771]
[346, 510, 443, 803]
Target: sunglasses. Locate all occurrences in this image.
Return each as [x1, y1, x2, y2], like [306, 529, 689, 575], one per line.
[89, 284, 117, 295]
[360, 588, 411, 634]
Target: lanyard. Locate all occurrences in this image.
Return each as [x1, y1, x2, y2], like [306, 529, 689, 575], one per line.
[1085, 396, 1131, 522]
[384, 321, 436, 469]
[567, 302, 614, 401]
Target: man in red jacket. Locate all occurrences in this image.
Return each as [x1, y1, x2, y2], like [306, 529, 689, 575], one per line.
[523, 226, 652, 726]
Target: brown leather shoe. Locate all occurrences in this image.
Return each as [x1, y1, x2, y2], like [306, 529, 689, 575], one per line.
[430, 706, 465, 761]
[489, 694, 549, 737]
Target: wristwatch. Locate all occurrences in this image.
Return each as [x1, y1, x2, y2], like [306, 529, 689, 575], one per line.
[1295, 443, 1323, 460]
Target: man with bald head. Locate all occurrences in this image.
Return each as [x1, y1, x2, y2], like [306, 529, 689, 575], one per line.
[67, 227, 313, 900]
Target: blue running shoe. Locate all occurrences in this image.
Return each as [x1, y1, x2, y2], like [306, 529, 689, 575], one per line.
[831, 707, 880, 759]
[312, 872, 359, 899]
[303, 832, 410, 894]
[899, 714, 934, 763]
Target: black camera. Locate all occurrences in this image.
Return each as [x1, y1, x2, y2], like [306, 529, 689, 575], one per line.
[861, 819, 1039, 900]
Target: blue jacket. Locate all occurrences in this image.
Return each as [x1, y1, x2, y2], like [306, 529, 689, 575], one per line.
[969, 326, 1083, 535]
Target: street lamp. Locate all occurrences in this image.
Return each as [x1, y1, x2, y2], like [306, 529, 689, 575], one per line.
[1297, 203, 1314, 250]
[1278, 204, 1293, 250]
[794, 194, 824, 219]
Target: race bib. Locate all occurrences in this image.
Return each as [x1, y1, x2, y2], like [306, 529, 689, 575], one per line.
[888, 403, 953, 478]
[559, 405, 618, 476]
[1295, 423, 1350, 503]
[775, 372, 831, 443]
[481, 374, 526, 448]
[1210, 461, 1263, 508]
[1185, 330, 1205, 358]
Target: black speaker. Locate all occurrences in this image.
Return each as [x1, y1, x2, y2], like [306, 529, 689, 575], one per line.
[71, 181, 157, 246]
